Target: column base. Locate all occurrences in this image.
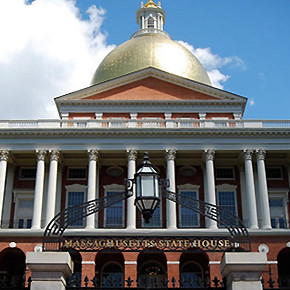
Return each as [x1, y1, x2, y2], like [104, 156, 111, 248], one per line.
[27, 252, 73, 290]
[220, 252, 267, 290]
[249, 225, 259, 230]
[261, 225, 272, 230]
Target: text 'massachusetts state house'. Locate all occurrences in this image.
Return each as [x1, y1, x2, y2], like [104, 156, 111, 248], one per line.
[0, 0, 290, 289]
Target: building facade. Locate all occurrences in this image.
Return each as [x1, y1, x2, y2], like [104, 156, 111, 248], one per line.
[0, 0, 290, 288]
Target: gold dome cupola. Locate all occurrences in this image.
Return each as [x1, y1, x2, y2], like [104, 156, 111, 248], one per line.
[134, 0, 166, 37]
[90, 1, 212, 86]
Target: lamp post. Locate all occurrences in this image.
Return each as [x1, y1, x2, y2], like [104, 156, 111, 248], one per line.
[134, 152, 161, 223]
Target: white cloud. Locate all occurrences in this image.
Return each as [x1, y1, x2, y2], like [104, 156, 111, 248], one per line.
[0, 0, 115, 119]
[178, 40, 245, 89]
[249, 98, 255, 106]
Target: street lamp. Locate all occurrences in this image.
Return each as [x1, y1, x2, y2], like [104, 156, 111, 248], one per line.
[134, 152, 161, 223]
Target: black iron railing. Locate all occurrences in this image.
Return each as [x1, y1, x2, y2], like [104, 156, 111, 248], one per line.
[66, 274, 226, 289]
[262, 265, 290, 289]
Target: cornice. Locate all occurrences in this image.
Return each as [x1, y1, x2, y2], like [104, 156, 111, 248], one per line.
[0, 127, 290, 138]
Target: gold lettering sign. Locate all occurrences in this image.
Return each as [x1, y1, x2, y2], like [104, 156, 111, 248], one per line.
[61, 237, 234, 252]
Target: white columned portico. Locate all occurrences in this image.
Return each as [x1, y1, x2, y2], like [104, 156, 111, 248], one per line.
[243, 149, 259, 229]
[204, 149, 217, 229]
[32, 150, 47, 229]
[127, 149, 137, 229]
[165, 149, 177, 229]
[256, 150, 271, 229]
[86, 149, 99, 229]
[45, 150, 61, 226]
[0, 150, 9, 228]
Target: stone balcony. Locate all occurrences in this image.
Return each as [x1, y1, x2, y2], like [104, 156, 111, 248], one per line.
[0, 119, 290, 130]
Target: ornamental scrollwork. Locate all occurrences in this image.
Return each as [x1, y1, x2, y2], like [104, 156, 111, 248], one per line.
[204, 149, 215, 161]
[127, 149, 138, 161]
[165, 149, 176, 161]
[243, 149, 254, 161]
[256, 149, 266, 161]
[88, 149, 99, 162]
[0, 150, 9, 162]
[36, 149, 47, 161]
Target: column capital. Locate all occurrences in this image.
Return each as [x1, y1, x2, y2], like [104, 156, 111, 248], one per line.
[87, 149, 99, 162]
[127, 149, 138, 161]
[204, 149, 215, 161]
[165, 149, 176, 161]
[49, 150, 61, 162]
[256, 149, 266, 161]
[243, 149, 254, 161]
[36, 150, 47, 161]
[0, 150, 9, 162]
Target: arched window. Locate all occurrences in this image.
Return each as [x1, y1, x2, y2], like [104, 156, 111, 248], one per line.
[278, 248, 290, 286]
[0, 248, 26, 288]
[137, 252, 167, 287]
[180, 252, 209, 288]
[101, 262, 123, 287]
[148, 17, 154, 28]
[180, 261, 203, 287]
[95, 250, 124, 287]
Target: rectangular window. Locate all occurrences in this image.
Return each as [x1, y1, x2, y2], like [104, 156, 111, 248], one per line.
[179, 190, 199, 227]
[15, 196, 34, 229]
[19, 168, 36, 180]
[217, 191, 237, 227]
[67, 191, 85, 227]
[143, 203, 162, 228]
[104, 191, 124, 228]
[216, 168, 235, 180]
[266, 167, 283, 180]
[67, 168, 87, 180]
[269, 197, 287, 228]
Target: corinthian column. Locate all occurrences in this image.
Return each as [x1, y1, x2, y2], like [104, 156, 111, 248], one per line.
[256, 150, 271, 229]
[166, 149, 177, 229]
[45, 150, 61, 226]
[32, 150, 47, 229]
[127, 149, 137, 229]
[0, 150, 9, 228]
[243, 150, 259, 229]
[86, 149, 99, 229]
[204, 149, 217, 228]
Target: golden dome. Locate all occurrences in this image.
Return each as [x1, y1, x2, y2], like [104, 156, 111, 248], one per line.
[91, 33, 211, 86]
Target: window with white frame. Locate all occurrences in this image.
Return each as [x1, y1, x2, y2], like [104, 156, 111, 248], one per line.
[14, 191, 34, 229]
[269, 192, 288, 229]
[104, 184, 125, 228]
[216, 184, 237, 227]
[66, 184, 87, 228]
[178, 184, 200, 228]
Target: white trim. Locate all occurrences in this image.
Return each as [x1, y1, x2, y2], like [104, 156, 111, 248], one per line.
[267, 261, 278, 264]
[209, 261, 220, 265]
[124, 261, 137, 265]
[177, 184, 200, 191]
[82, 261, 95, 265]
[167, 261, 180, 265]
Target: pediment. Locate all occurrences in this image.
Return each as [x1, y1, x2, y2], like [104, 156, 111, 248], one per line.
[55, 67, 247, 104]
[83, 77, 219, 101]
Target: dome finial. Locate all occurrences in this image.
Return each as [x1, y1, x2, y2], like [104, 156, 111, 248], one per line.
[145, 0, 158, 8]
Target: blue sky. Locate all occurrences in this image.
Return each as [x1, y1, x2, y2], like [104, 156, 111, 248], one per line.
[76, 0, 290, 119]
[0, 0, 289, 119]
